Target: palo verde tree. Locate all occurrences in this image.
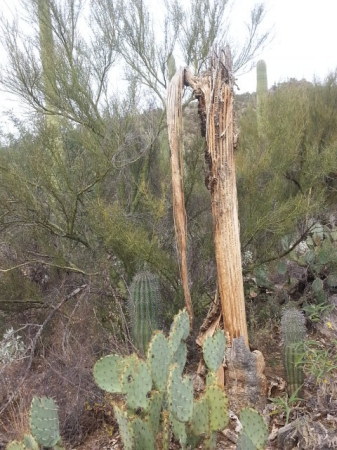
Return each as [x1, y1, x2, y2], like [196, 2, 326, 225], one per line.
[0, 0, 269, 314]
[237, 74, 337, 265]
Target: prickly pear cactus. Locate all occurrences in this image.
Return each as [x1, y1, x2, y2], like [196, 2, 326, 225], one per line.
[147, 331, 170, 391]
[93, 309, 232, 450]
[237, 408, 268, 450]
[121, 354, 152, 410]
[168, 308, 190, 355]
[281, 308, 306, 395]
[93, 354, 125, 393]
[22, 435, 39, 450]
[203, 329, 226, 371]
[168, 364, 194, 422]
[128, 271, 162, 353]
[29, 396, 61, 448]
[6, 442, 25, 450]
[113, 404, 134, 450]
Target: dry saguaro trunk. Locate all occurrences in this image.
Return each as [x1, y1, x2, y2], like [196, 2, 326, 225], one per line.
[166, 47, 267, 410]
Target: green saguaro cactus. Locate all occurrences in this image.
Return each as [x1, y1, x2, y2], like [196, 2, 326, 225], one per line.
[128, 271, 162, 353]
[281, 308, 306, 395]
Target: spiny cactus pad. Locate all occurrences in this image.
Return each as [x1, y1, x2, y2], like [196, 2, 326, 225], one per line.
[237, 408, 268, 450]
[93, 354, 125, 393]
[121, 354, 152, 410]
[203, 329, 226, 371]
[191, 395, 209, 434]
[132, 417, 156, 450]
[23, 434, 39, 450]
[170, 413, 187, 447]
[172, 341, 187, 375]
[147, 331, 170, 390]
[114, 404, 134, 450]
[6, 442, 25, 450]
[168, 309, 190, 355]
[148, 391, 163, 435]
[168, 364, 193, 422]
[29, 396, 61, 448]
[206, 384, 229, 431]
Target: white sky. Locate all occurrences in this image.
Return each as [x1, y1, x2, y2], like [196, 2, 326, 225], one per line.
[0, 0, 337, 129]
[234, 0, 337, 92]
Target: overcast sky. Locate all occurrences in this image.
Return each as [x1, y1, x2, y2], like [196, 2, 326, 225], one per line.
[1, 0, 336, 129]
[234, 0, 337, 92]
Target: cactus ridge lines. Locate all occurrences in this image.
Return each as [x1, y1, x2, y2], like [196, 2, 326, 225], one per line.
[129, 271, 162, 353]
[281, 308, 306, 395]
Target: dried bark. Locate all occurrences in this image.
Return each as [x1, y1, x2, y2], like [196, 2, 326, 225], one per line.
[185, 48, 248, 345]
[166, 70, 193, 323]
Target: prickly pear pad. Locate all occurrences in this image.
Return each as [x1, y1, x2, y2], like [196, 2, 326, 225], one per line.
[147, 331, 170, 390]
[237, 408, 268, 450]
[29, 396, 61, 448]
[206, 384, 229, 431]
[121, 354, 152, 410]
[23, 434, 39, 450]
[132, 416, 156, 450]
[191, 395, 209, 435]
[168, 364, 193, 422]
[93, 354, 125, 393]
[148, 391, 163, 435]
[168, 309, 190, 355]
[5, 442, 26, 450]
[203, 329, 226, 372]
[114, 404, 134, 450]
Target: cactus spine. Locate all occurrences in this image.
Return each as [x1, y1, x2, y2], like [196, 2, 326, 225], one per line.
[281, 308, 306, 395]
[93, 309, 230, 449]
[128, 271, 162, 353]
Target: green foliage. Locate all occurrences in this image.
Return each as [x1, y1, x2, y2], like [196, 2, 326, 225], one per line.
[237, 408, 268, 450]
[93, 309, 230, 449]
[281, 308, 306, 395]
[296, 339, 337, 384]
[6, 397, 63, 450]
[269, 388, 302, 425]
[237, 78, 337, 262]
[128, 271, 163, 353]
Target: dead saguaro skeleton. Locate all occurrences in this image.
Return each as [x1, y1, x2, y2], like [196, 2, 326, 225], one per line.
[167, 48, 248, 344]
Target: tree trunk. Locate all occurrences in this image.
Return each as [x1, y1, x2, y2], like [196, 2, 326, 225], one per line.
[185, 48, 248, 345]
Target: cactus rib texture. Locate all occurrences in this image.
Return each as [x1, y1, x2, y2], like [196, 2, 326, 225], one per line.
[128, 271, 162, 354]
[281, 308, 306, 395]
